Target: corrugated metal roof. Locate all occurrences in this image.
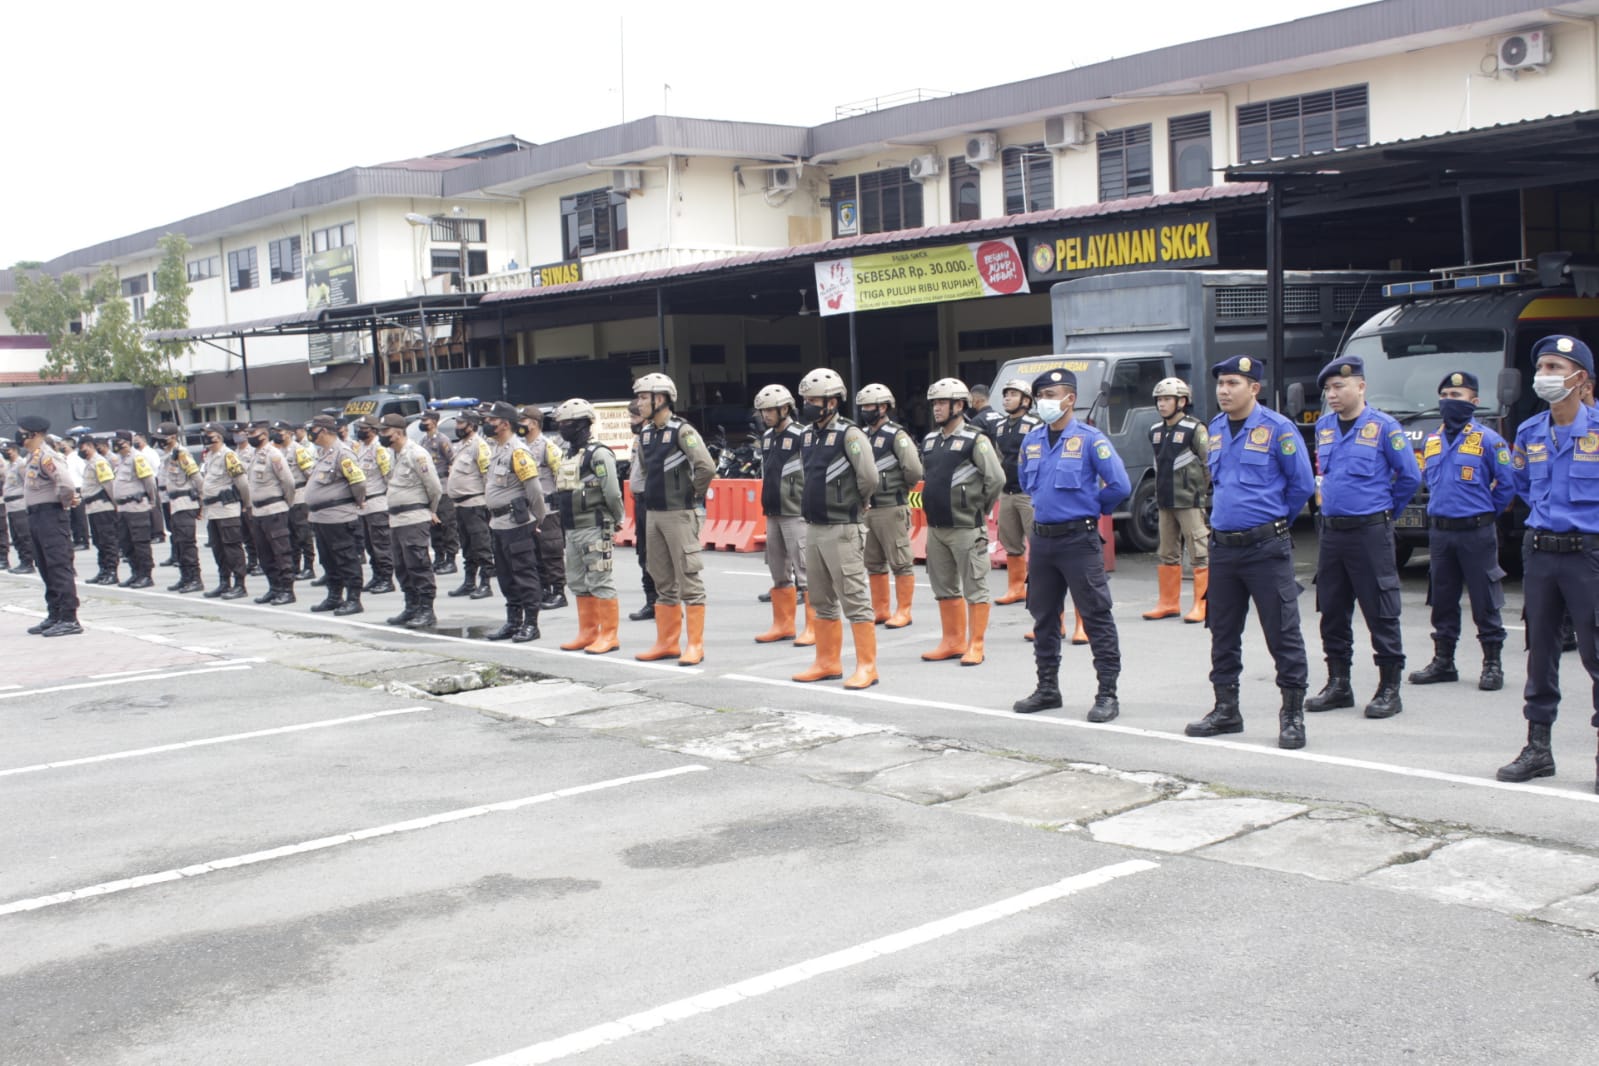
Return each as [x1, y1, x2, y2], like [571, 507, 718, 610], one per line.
[143, 309, 321, 344]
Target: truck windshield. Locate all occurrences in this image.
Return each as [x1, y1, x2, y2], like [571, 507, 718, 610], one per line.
[1340, 329, 1505, 418]
[994, 357, 1107, 414]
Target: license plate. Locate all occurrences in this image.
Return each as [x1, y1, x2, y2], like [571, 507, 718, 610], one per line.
[1395, 508, 1426, 530]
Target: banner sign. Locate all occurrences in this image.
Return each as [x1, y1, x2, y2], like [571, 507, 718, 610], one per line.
[1026, 212, 1218, 283]
[814, 238, 1029, 316]
[306, 246, 363, 367]
[528, 258, 583, 288]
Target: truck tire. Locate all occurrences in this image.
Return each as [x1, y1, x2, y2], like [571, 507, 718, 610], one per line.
[1118, 477, 1160, 555]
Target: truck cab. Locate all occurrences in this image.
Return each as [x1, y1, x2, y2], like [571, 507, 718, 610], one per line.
[341, 387, 427, 423]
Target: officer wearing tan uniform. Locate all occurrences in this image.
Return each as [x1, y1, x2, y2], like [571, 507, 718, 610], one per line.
[552, 399, 625, 654]
[920, 378, 1005, 666]
[856, 383, 923, 629]
[303, 414, 368, 615]
[0, 441, 29, 573]
[17, 415, 82, 635]
[155, 423, 204, 593]
[994, 379, 1043, 607]
[792, 368, 882, 689]
[418, 410, 457, 574]
[753, 383, 811, 645]
[109, 429, 163, 588]
[481, 401, 547, 642]
[447, 412, 495, 601]
[79, 436, 120, 585]
[520, 406, 569, 610]
[245, 420, 299, 605]
[378, 413, 443, 629]
[284, 425, 317, 580]
[627, 399, 659, 621]
[632, 372, 716, 665]
[353, 415, 396, 596]
[199, 422, 251, 600]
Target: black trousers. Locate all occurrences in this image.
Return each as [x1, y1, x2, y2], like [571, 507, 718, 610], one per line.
[289, 502, 315, 568]
[1315, 520, 1405, 667]
[207, 517, 246, 582]
[636, 507, 657, 602]
[1427, 523, 1506, 646]
[70, 502, 87, 545]
[116, 510, 155, 577]
[537, 510, 566, 591]
[431, 495, 458, 558]
[8, 509, 34, 566]
[1521, 536, 1599, 728]
[1026, 525, 1120, 682]
[312, 519, 365, 596]
[454, 502, 493, 573]
[170, 509, 200, 581]
[252, 510, 295, 591]
[491, 523, 543, 610]
[1208, 532, 1309, 689]
[361, 510, 393, 578]
[28, 503, 77, 617]
[240, 509, 259, 567]
[88, 508, 119, 574]
[393, 522, 436, 600]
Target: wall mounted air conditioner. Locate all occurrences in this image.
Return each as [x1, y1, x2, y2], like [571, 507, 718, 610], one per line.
[766, 167, 798, 194]
[1496, 30, 1552, 72]
[1044, 113, 1086, 149]
[612, 168, 644, 194]
[908, 153, 941, 181]
[965, 133, 999, 165]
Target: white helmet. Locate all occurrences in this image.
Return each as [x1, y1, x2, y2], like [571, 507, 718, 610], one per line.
[855, 383, 895, 406]
[753, 384, 795, 410]
[927, 377, 971, 401]
[1153, 377, 1192, 399]
[553, 398, 597, 423]
[798, 367, 847, 399]
[1000, 377, 1033, 399]
[632, 372, 677, 403]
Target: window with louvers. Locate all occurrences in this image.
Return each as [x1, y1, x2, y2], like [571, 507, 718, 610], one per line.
[1001, 145, 1053, 215]
[1097, 125, 1153, 202]
[948, 156, 981, 222]
[1168, 112, 1213, 191]
[1237, 85, 1368, 163]
[561, 190, 629, 257]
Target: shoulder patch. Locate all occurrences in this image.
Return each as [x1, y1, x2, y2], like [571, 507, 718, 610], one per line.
[340, 457, 366, 483]
[1280, 437, 1297, 456]
[1193, 425, 1208, 445]
[1094, 441, 1112, 461]
[1389, 431, 1407, 451]
[95, 459, 114, 482]
[224, 454, 244, 477]
[681, 430, 700, 449]
[511, 448, 538, 481]
[179, 453, 199, 475]
[376, 448, 392, 476]
[476, 439, 491, 472]
[133, 455, 153, 480]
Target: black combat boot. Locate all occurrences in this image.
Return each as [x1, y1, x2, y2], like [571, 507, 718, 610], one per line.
[333, 590, 363, 616]
[296, 558, 316, 581]
[43, 613, 84, 637]
[269, 587, 296, 605]
[541, 587, 567, 610]
[118, 571, 137, 588]
[10, 562, 35, 575]
[175, 572, 204, 594]
[1087, 674, 1119, 723]
[406, 596, 436, 629]
[432, 554, 456, 575]
[365, 574, 395, 595]
[1479, 642, 1504, 692]
[1408, 640, 1458, 685]
[629, 598, 657, 622]
[310, 571, 330, 588]
[1012, 660, 1062, 714]
[1186, 684, 1244, 737]
[1496, 721, 1555, 782]
[470, 570, 494, 600]
[203, 577, 231, 599]
[27, 612, 58, 635]
[447, 565, 477, 598]
[127, 572, 153, 589]
[1278, 687, 1307, 750]
[387, 592, 418, 626]
[1304, 660, 1355, 712]
[254, 585, 279, 604]
[1364, 663, 1404, 719]
[220, 579, 247, 600]
[310, 589, 344, 613]
[513, 608, 540, 643]
[486, 604, 522, 641]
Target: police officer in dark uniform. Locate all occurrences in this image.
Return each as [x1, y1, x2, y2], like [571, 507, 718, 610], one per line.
[1499, 335, 1599, 793]
[1410, 371, 1514, 691]
[1012, 368, 1131, 721]
[967, 384, 1006, 440]
[1304, 355, 1421, 720]
[1185, 355, 1318, 749]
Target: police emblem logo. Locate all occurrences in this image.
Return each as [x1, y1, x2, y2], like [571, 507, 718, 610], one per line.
[952, 439, 966, 452]
[1238, 357, 1252, 372]
[1451, 373, 1463, 386]
[1249, 426, 1270, 445]
[1025, 443, 1042, 458]
[1281, 436, 1298, 456]
[1340, 364, 1353, 377]
[1390, 432, 1407, 451]
[803, 432, 813, 446]
[1465, 432, 1483, 449]
[1095, 441, 1112, 460]
[662, 431, 674, 445]
[826, 432, 839, 446]
[781, 437, 793, 450]
[1360, 422, 1379, 440]
[1173, 431, 1185, 444]
[1581, 433, 1599, 454]
[1512, 451, 1526, 469]
[1557, 337, 1575, 353]
[1460, 465, 1475, 481]
[1317, 428, 1335, 446]
[1065, 437, 1084, 454]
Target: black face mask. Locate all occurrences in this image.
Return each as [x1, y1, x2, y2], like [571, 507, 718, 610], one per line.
[1439, 398, 1475, 432]
[356, 429, 374, 443]
[455, 424, 473, 440]
[858, 406, 884, 425]
[631, 420, 644, 436]
[801, 402, 828, 423]
[559, 421, 589, 445]
[205, 435, 222, 447]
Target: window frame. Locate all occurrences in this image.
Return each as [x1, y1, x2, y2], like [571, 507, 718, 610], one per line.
[1097, 124, 1154, 203]
[227, 247, 258, 292]
[1001, 144, 1053, 215]
[1168, 112, 1213, 192]
[948, 156, 982, 223]
[186, 256, 220, 282]
[560, 189, 629, 258]
[268, 235, 303, 284]
[1236, 84, 1369, 163]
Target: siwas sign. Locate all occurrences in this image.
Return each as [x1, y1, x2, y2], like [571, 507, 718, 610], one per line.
[813, 238, 1029, 317]
[1026, 212, 1217, 282]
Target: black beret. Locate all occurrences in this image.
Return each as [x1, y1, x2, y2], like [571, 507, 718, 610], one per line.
[1031, 368, 1077, 393]
[1438, 371, 1480, 394]
[1316, 355, 1365, 390]
[114, 429, 134, 443]
[1212, 354, 1263, 381]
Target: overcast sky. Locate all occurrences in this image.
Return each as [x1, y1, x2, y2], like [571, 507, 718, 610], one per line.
[3, 0, 1364, 267]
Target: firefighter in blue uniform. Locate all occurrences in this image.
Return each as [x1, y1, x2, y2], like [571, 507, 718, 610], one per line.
[1498, 335, 1599, 793]
[1011, 367, 1131, 721]
[1303, 355, 1421, 720]
[1409, 371, 1515, 691]
[1185, 355, 1317, 749]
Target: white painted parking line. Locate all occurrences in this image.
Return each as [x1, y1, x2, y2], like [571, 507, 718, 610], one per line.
[0, 764, 709, 917]
[0, 685, 21, 692]
[87, 667, 166, 680]
[723, 673, 1599, 805]
[466, 859, 1158, 1065]
[0, 708, 426, 779]
[0, 662, 262, 703]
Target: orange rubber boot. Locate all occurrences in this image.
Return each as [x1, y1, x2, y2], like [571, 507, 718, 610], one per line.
[960, 602, 990, 666]
[1024, 617, 1069, 642]
[921, 598, 969, 661]
[844, 621, 879, 689]
[560, 596, 599, 650]
[886, 573, 916, 629]
[794, 599, 817, 646]
[869, 572, 892, 624]
[585, 598, 620, 654]
[1185, 567, 1209, 624]
[635, 604, 683, 661]
[995, 555, 1027, 605]
[1072, 611, 1089, 645]
[1143, 564, 1183, 619]
[755, 587, 797, 643]
[793, 618, 844, 682]
[679, 603, 706, 666]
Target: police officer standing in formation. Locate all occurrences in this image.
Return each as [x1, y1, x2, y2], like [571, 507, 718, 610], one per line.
[376, 413, 443, 629]
[993, 378, 1043, 609]
[856, 383, 922, 630]
[418, 409, 457, 575]
[1410, 371, 1514, 691]
[1011, 369, 1131, 719]
[1499, 335, 1599, 793]
[284, 422, 317, 581]
[78, 434, 120, 584]
[155, 423, 204, 594]
[244, 420, 299, 605]
[447, 410, 496, 601]
[967, 383, 1005, 439]
[627, 398, 659, 621]
[919, 378, 1005, 667]
[791, 368, 881, 689]
[481, 401, 546, 643]
[3, 439, 36, 574]
[17, 415, 82, 636]
[552, 399, 625, 654]
[232, 422, 263, 579]
[199, 421, 251, 600]
[109, 429, 163, 588]
[632, 373, 716, 665]
[1142, 377, 1211, 623]
[1304, 356, 1421, 720]
[352, 415, 396, 596]
[1184, 356, 1317, 748]
[752, 384, 811, 645]
[303, 414, 368, 614]
[519, 405, 569, 610]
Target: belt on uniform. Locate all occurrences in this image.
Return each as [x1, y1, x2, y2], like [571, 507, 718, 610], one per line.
[168, 490, 196, 500]
[308, 496, 355, 512]
[1032, 518, 1097, 537]
[27, 502, 62, 514]
[1431, 513, 1495, 531]
[1003, 488, 1027, 495]
[1321, 511, 1391, 531]
[252, 495, 284, 507]
[389, 502, 429, 514]
[1528, 529, 1599, 553]
[489, 504, 517, 518]
[1213, 518, 1290, 547]
[114, 492, 147, 504]
[202, 494, 229, 505]
[3, 495, 22, 502]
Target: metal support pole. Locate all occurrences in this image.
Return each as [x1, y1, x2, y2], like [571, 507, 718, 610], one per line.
[498, 306, 508, 401]
[1266, 181, 1285, 412]
[1460, 192, 1475, 266]
[370, 326, 383, 389]
[848, 312, 859, 401]
[239, 336, 254, 420]
[656, 287, 667, 369]
[418, 300, 438, 398]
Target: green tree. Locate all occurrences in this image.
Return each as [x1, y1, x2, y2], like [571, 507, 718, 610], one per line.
[6, 259, 177, 387]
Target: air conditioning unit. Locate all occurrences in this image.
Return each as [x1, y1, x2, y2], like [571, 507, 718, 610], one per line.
[965, 133, 999, 165]
[766, 167, 799, 195]
[907, 153, 941, 181]
[612, 168, 644, 194]
[1497, 30, 1552, 72]
[1044, 113, 1087, 149]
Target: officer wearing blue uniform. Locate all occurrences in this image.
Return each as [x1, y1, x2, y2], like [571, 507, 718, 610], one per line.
[1012, 367, 1131, 721]
[1185, 355, 1317, 749]
[1409, 371, 1514, 691]
[1498, 334, 1599, 794]
[1303, 355, 1421, 720]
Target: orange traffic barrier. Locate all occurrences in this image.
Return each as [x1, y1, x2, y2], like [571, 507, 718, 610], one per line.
[908, 482, 928, 563]
[700, 482, 726, 548]
[724, 481, 766, 552]
[614, 483, 637, 547]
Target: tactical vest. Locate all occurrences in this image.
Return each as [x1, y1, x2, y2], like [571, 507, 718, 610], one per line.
[1151, 415, 1207, 509]
[922, 425, 987, 529]
[760, 422, 805, 517]
[556, 440, 614, 529]
[801, 417, 864, 525]
[869, 421, 911, 507]
[996, 414, 1042, 493]
[640, 416, 699, 512]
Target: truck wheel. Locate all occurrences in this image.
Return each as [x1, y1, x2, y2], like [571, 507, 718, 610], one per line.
[1119, 477, 1160, 555]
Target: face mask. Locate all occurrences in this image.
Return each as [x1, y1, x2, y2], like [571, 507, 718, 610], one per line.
[1439, 398, 1475, 431]
[630, 420, 643, 436]
[205, 436, 221, 447]
[559, 422, 588, 445]
[1034, 399, 1065, 425]
[1533, 372, 1577, 403]
[455, 425, 473, 440]
[801, 402, 827, 423]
